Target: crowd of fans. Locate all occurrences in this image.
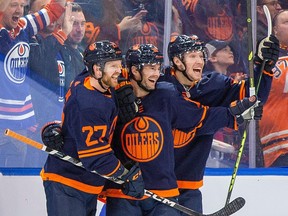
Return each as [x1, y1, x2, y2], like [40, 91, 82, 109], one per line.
[0, 0, 287, 169]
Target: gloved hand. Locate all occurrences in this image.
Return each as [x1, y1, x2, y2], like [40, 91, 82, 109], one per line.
[229, 95, 259, 125]
[254, 102, 263, 120]
[115, 70, 138, 124]
[254, 34, 279, 73]
[41, 121, 64, 150]
[119, 163, 145, 199]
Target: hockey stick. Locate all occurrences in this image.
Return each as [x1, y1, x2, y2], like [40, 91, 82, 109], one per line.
[225, 4, 272, 205]
[4, 129, 245, 216]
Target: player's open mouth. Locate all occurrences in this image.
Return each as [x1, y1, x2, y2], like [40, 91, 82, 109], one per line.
[148, 78, 157, 83]
[193, 69, 201, 73]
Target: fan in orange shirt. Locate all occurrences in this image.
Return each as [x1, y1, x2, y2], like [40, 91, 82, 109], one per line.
[259, 9, 288, 167]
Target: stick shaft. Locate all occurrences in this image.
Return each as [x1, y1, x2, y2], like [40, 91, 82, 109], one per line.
[225, 124, 247, 205]
[226, 0, 255, 204]
[5, 129, 43, 149]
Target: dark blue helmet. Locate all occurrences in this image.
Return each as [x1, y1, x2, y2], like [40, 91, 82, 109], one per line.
[83, 40, 122, 73]
[168, 35, 207, 61]
[125, 44, 163, 68]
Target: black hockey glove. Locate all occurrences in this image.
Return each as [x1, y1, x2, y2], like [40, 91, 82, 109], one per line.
[254, 34, 279, 73]
[229, 95, 259, 125]
[254, 102, 263, 120]
[115, 74, 138, 125]
[119, 163, 145, 199]
[41, 121, 64, 150]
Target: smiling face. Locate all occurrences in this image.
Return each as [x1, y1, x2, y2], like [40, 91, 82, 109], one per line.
[131, 63, 161, 95]
[181, 50, 205, 82]
[1, 0, 25, 30]
[139, 63, 161, 91]
[100, 60, 122, 88]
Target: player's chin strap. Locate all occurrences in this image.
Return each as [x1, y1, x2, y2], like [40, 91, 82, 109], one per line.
[174, 58, 197, 85]
[97, 78, 109, 92]
[132, 65, 154, 93]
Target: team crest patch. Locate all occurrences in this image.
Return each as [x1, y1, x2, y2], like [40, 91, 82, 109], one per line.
[4, 42, 30, 84]
[121, 116, 164, 162]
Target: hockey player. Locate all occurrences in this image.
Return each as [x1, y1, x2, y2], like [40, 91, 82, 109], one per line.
[40, 40, 145, 216]
[103, 44, 260, 216]
[159, 34, 279, 213]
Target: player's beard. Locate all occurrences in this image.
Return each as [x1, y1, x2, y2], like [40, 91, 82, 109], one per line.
[101, 73, 119, 88]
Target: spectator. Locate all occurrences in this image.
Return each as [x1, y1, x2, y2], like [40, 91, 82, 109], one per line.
[242, 0, 282, 70]
[205, 39, 247, 81]
[240, 0, 283, 168]
[103, 43, 258, 215]
[0, 0, 66, 167]
[205, 39, 246, 167]
[29, 2, 85, 103]
[57, 2, 86, 96]
[205, 40, 235, 76]
[173, 0, 246, 74]
[159, 34, 278, 212]
[259, 9, 288, 167]
[28, 0, 74, 128]
[256, 0, 282, 40]
[40, 40, 145, 216]
[26, 0, 74, 167]
[77, 0, 167, 53]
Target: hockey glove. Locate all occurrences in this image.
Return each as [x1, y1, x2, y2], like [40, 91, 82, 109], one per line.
[115, 74, 138, 124]
[254, 34, 279, 73]
[229, 95, 259, 125]
[119, 163, 145, 199]
[254, 102, 263, 120]
[41, 121, 64, 150]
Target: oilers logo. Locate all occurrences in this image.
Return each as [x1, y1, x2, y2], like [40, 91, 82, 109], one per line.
[4, 42, 30, 84]
[121, 116, 164, 162]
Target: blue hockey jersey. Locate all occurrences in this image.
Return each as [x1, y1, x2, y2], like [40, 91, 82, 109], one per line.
[41, 73, 126, 194]
[159, 66, 273, 189]
[104, 82, 235, 199]
[0, 0, 64, 130]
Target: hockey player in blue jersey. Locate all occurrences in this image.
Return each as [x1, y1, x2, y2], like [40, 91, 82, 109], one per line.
[159, 34, 279, 213]
[103, 44, 259, 216]
[40, 40, 145, 216]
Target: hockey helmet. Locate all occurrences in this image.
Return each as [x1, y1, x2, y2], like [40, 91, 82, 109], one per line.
[83, 40, 122, 72]
[168, 35, 208, 61]
[125, 44, 163, 68]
